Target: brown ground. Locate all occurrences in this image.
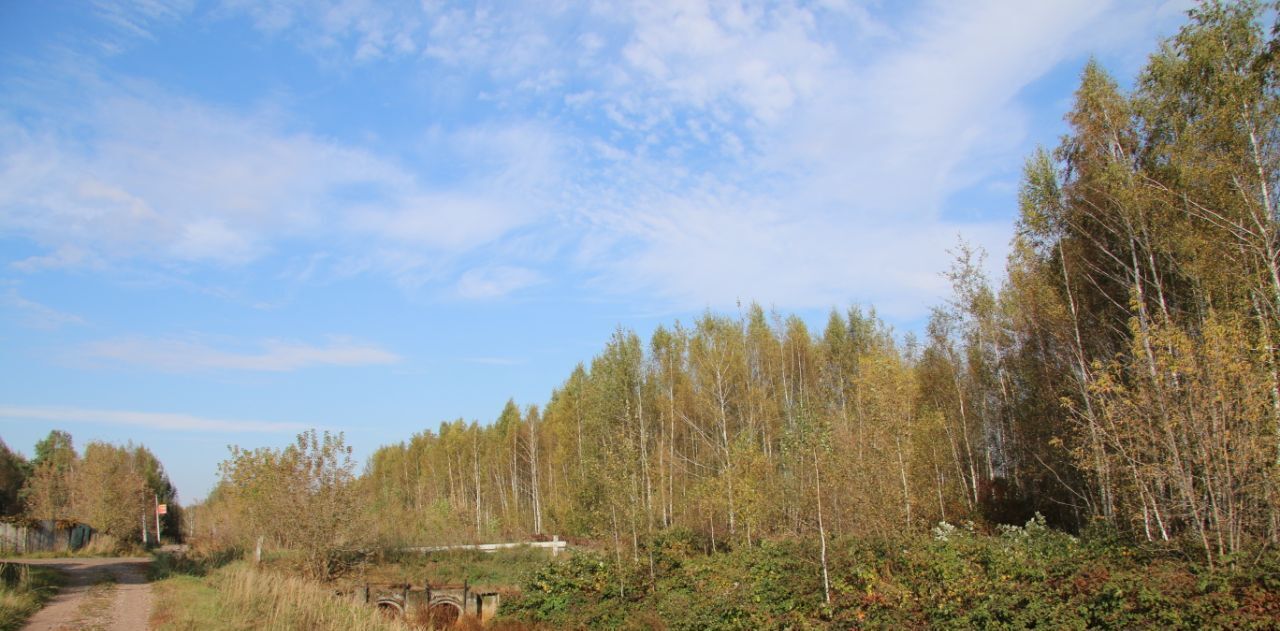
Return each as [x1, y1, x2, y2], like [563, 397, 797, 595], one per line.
[6, 557, 152, 631]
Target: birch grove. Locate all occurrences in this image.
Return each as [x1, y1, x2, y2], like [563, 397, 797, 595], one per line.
[194, 2, 1280, 568]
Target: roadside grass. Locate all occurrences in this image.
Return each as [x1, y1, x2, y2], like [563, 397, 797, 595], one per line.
[0, 562, 62, 631]
[149, 547, 238, 580]
[151, 561, 412, 631]
[149, 574, 234, 631]
[150, 547, 553, 631]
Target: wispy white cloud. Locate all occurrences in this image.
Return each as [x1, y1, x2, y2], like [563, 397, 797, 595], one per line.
[0, 86, 563, 284]
[0, 404, 307, 433]
[81, 336, 400, 372]
[616, 0, 835, 126]
[592, 193, 1010, 317]
[569, 0, 1191, 311]
[2, 288, 86, 329]
[91, 0, 195, 39]
[455, 265, 544, 300]
[67, 0, 200, 58]
[1, 0, 1196, 316]
[219, 0, 424, 61]
[10, 245, 102, 273]
[220, 0, 570, 74]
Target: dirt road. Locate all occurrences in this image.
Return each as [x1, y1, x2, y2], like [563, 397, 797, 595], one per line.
[7, 557, 153, 631]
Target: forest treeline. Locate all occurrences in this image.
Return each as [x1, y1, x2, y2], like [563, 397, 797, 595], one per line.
[0, 431, 178, 547]
[194, 1, 1280, 573]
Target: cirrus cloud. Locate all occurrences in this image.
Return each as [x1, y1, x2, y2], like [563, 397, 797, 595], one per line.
[0, 84, 565, 284]
[80, 335, 401, 372]
[0, 404, 308, 433]
[1, 0, 1196, 316]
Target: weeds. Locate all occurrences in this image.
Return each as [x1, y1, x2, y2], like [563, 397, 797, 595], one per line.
[0, 562, 62, 631]
[152, 561, 412, 631]
[151, 545, 560, 630]
[149, 547, 238, 580]
[501, 525, 1280, 630]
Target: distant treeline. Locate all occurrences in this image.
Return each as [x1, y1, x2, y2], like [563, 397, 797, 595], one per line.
[0, 430, 178, 547]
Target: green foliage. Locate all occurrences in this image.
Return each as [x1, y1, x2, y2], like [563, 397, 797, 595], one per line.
[32, 431, 74, 472]
[505, 539, 827, 630]
[1006, 0, 1280, 561]
[499, 524, 1280, 630]
[0, 441, 27, 517]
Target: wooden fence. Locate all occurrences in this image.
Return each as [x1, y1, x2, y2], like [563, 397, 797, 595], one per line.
[0, 520, 94, 554]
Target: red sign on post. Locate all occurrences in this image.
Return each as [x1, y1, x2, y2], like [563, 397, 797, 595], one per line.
[157, 504, 168, 516]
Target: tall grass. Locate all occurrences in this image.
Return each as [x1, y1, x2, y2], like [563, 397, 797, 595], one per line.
[153, 561, 413, 631]
[149, 546, 239, 579]
[0, 562, 61, 631]
[153, 554, 552, 631]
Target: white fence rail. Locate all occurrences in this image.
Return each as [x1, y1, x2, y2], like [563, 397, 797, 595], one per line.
[403, 537, 568, 556]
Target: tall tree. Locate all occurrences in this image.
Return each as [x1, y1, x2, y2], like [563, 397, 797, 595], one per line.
[218, 430, 368, 579]
[71, 442, 148, 542]
[0, 439, 29, 516]
[22, 430, 76, 521]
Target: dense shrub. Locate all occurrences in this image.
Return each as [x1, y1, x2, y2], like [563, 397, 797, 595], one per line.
[501, 520, 1280, 629]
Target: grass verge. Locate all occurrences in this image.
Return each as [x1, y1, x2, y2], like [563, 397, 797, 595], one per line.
[151, 561, 411, 631]
[0, 562, 62, 631]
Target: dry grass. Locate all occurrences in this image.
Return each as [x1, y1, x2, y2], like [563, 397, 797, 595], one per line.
[152, 552, 552, 631]
[152, 561, 412, 631]
[0, 562, 61, 631]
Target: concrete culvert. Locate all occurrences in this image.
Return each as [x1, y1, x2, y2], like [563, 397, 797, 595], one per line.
[375, 600, 404, 619]
[426, 601, 461, 628]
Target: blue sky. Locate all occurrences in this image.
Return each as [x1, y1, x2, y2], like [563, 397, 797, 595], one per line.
[0, 0, 1192, 503]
